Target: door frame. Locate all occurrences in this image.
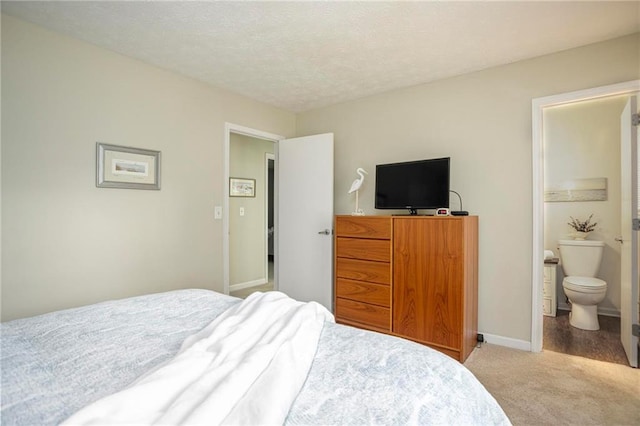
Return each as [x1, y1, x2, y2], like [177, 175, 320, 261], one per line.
[223, 123, 283, 295]
[531, 80, 640, 352]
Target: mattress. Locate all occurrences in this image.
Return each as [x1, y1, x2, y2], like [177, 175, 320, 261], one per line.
[1, 289, 510, 425]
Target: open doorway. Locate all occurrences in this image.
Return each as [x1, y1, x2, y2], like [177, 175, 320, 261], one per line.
[531, 80, 639, 368]
[223, 125, 334, 309]
[541, 95, 630, 365]
[266, 153, 275, 291]
[223, 123, 283, 299]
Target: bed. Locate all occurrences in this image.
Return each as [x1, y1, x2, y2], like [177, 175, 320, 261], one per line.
[1, 289, 510, 425]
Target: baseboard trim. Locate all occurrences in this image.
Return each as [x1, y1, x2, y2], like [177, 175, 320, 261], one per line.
[480, 332, 531, 352]
[482, 303, 622, 354]
[597, 307, 620, 317]
[557, 303, 620, 318]
[229, 278, 267, 292]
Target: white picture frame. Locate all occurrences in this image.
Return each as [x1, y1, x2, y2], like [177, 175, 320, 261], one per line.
[230, 177, 256, 197]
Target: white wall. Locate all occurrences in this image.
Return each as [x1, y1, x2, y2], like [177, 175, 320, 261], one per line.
[1, 15, 296, 321]
[296, 33, 640, 344]
[544, 95, 629, 315]
[229, 133, 274, 287]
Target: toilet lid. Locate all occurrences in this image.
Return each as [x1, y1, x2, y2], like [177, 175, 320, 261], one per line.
[564, 276, 606, 290]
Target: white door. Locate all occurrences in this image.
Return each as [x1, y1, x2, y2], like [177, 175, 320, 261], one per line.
[620, 95, 638, 368]
[277, 133, 334, 311]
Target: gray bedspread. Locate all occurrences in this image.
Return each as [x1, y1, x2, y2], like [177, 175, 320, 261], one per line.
[1, 289, 510, 425]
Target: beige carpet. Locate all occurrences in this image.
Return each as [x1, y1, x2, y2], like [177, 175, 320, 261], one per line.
[464, 343, 640, 425]
[229, 282, 274, 299]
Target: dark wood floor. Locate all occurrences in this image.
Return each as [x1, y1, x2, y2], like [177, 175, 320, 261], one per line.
[543, 309, 629, 366]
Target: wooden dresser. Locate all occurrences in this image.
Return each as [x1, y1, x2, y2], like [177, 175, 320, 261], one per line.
[334, 216, 392, 333]
[334, 215, 478, 362]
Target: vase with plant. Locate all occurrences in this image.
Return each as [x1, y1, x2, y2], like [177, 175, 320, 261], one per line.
[567, 214, 597, 240]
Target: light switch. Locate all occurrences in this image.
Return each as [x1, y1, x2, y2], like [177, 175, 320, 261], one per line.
[214, 206, 222, 219]
[240, 207, 245, 216]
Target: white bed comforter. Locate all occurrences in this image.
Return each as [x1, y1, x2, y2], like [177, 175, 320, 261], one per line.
[63, 291, 334, 425]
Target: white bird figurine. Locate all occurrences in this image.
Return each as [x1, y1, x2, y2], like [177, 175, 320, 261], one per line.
[349, 168, 368, 216]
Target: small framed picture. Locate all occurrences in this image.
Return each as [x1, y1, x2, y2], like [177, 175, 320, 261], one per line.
[230, 177, 256, 197]
[96, 142, 161, 190]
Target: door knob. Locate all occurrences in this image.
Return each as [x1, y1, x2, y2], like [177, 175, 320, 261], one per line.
[614, 237, 623, 243]
[317, 229, 331, 235]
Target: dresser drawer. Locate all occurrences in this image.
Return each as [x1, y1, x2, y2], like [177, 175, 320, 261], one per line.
[336, 298, 390, 331]
[336, 258, 391, 285]
[336, 278, 390, 307]
[335, 216, 391, 239]
[336, 237, 391, 262]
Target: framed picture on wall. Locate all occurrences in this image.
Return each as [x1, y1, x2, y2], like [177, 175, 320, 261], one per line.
[96, 142, 161, 190]
[230, 177, 256, 197]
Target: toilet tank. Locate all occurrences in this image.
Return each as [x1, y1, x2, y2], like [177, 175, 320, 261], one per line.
[557, 240, 605, 277]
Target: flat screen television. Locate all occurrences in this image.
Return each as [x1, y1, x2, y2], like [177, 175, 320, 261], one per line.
[375, 157, 450, 215]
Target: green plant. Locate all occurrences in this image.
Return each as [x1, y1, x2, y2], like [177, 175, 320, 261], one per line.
[568, 214, 597, 233]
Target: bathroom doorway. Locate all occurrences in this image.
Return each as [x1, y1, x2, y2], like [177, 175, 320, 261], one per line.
[542, 95, 629, 365]
[532, 80, 640, 367]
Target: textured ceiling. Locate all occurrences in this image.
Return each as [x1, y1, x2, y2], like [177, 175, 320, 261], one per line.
[2, 1, 639, 112]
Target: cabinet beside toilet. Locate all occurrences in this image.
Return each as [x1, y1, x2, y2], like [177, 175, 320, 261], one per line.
[543, 259, 558, 317]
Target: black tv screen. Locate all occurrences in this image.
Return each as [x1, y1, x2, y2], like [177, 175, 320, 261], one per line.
[375, 157, 450, 214]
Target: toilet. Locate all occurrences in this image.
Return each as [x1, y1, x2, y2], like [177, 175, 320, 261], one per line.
[557, 239, 607, 331]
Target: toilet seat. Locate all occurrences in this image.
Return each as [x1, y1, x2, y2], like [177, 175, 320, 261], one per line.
[563, 276, 606, 293]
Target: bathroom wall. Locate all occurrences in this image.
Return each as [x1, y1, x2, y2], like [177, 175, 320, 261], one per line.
[543, 95, 630, 315]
